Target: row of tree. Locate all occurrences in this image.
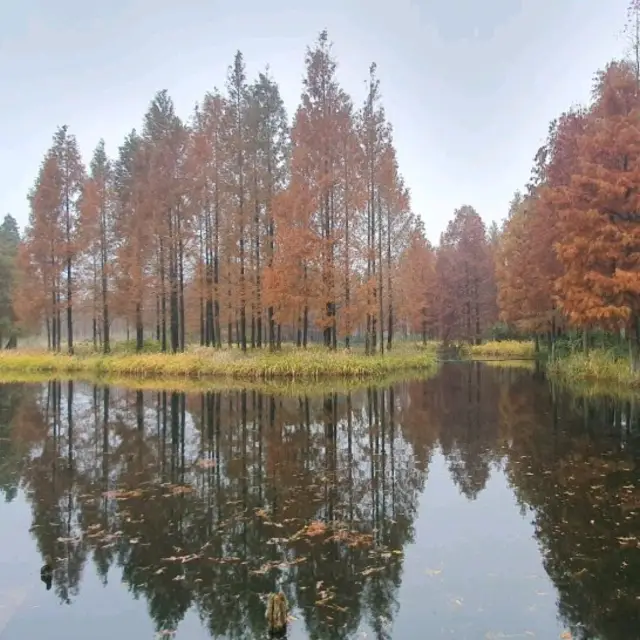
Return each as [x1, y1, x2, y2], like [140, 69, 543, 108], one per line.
[11, 8, 640, 357]
[6, 30, 501, 355]
[496, 1, 640, 364]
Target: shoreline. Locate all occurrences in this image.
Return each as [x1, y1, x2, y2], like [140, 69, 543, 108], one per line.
[546, 350, 640, 391]
[0, 369, 434, 396]
[0, 347, 438, 390]
[4, 343, 640, 397]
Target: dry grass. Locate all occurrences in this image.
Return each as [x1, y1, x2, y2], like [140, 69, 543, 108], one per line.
[482, 359, 537, 371]
[548, 349, 640, 390]
[0, 368, 433, 397]
[466, 340, 537, 359]
[0, 345, 437, 384]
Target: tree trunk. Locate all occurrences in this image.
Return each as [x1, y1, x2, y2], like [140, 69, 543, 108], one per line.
[159, 238, 167, 352]
[377, 192, 384, 355]
[136, 302, 144, 352]
[100, 199, 110, 354]
[178, 229, 186, 352]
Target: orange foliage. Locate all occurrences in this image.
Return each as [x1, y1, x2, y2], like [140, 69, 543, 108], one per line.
[553, 62, 640, 330]
[435, 206, 497, 344]
[496, 16, 640, 351]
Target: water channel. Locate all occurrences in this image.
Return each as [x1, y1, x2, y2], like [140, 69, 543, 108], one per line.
[0, 361, 637, 639]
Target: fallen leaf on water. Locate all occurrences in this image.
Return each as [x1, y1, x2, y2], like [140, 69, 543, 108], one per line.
[560, 632, 572, 639]
[425, 568, 442, 576]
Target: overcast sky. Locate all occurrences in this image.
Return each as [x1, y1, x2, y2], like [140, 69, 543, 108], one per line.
[0, 0, 631, 244]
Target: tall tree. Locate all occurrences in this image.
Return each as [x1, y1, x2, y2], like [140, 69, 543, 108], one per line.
[436, 206, 496, 344]
[552, 62, 640, 365]
[0, 215, 20, 348]
[247, 71, 290, 349]
[226, 52, 250, 352]
[113, 130, 149, 351]
[360, 63, 389, 354]
[51, 126, 85, 354]
[284, 30, 354, 349]
[18, 153, 65, 349]
[142, 91, 187, 353]
[79, 140, 113, 353]
[396, 221, 436, 342]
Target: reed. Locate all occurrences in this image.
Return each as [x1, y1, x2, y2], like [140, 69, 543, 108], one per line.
[0, 367, 435, 397]
[466, 340, 537, 359]
[548, 349, 640, 389]
[0, 345, 437, 383]
[482, 359, 536, 371]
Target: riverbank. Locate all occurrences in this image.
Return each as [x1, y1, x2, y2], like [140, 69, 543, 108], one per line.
[0, 345, 438, 383]
[0, 367, 434, 397]
[547, 349, 640, 390]
[464, 340, 536, 359]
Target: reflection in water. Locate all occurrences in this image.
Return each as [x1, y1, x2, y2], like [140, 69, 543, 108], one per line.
[0, 363, 638, 639]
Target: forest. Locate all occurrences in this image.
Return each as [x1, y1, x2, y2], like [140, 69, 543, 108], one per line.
[2, 6, 640, 373]
[0, 31, 498, 357]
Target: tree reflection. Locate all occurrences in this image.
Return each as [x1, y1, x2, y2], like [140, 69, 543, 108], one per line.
[1, 366, 639, 639]
[0, 382, 38, 501]
[502, 374, 640, 640]
[3, 381, 430, 638]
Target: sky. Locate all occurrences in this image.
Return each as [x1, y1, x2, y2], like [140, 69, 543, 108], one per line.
[0, 0, 632, 244]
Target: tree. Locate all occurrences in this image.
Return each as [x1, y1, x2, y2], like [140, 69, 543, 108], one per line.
[359, 62, 390, 354]
[17, 153, 65, 349]
[78, 140, 113, 352]
[436, 206, 496, 344]
[14, 34, 429, 352]
[142, 91, 188, 353]
[551, 62, 640, 365]
[247, 71, 290, 349]
[51, 125, 85, 354]
[226, 52, 250, 352]
[113, 130, 152, 352]
[396, 221, 436, 342]
[0, 215, 20, 347]
[496, 192, 561, 343]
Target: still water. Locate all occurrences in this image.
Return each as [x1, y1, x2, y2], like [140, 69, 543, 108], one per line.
[0, 362, 638, 640]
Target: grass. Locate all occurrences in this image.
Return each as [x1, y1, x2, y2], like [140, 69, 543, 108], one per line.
[482, 359, 537, 371]
[0, 344, 437, 385]
[547, 349, 640, 390]
[464, 340, 537, 360]
[0, 368, 433, 397]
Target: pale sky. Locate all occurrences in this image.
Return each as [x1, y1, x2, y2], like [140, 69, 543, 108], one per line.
[0, 0, 631, 244]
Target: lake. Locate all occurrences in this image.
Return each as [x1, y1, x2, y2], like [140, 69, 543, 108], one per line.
[0, 361, 638, 640]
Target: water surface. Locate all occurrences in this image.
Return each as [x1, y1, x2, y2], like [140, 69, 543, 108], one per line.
[0, 362, 638, 639]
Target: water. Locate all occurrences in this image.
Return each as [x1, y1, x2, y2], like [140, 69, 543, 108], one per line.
[0, 362, 638, 640]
